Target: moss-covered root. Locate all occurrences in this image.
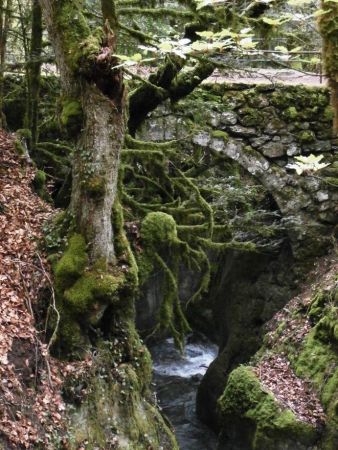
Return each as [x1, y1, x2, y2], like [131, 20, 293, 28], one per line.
[66, 341, 179, 450]
[217, 366, 319, 450]
[51, 233, 125, 356]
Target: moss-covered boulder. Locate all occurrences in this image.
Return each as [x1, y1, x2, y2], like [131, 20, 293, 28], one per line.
[217, 366, 318, 450]
[216, 266, 338, 450]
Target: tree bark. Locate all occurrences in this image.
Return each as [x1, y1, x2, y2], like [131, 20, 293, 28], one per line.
[27, 0, 43, 146]
[318, 1, 338, 136]
[0, 0, 12, 128]
[39, 0, 125, 264]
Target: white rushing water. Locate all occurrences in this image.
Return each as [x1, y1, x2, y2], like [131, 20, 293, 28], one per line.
[150, 336, 219, 450]
[152, 337, 218, 378]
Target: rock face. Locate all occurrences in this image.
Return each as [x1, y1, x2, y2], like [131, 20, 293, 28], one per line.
[137, 82, 338, 450]
[216, 259, 338, 450]
[196, 245, 299, 431]
[137, 83, 338, 260]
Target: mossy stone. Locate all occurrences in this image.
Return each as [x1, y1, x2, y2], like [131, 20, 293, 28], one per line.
[211, 130, 229, 141]
[64, 271, 123, 315]
[141, 211, 177, 249]
[218, 366, 317, 449]
[297, 130, 316, 144]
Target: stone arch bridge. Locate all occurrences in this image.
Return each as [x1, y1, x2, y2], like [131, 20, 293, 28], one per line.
[138, 81, 338, 260]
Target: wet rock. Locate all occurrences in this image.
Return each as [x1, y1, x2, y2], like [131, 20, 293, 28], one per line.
[210, 137, 226, 152]
[286, 143, 300, 156]
[220, 111, 237, 126]
[250, 135, 271, 148]
[193, 132, 211, 147]
[313, 140, 332, 153]
[316, 191, 329, 202]
[207, 111, 221, 127]
[261, 141, 285, 158]
[228, 125, 257, 137]
[264, 118, 285, 135]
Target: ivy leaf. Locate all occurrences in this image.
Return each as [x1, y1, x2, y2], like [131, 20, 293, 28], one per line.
[239, 37, 257, 49]
[262, 16, 291, 26]
[196, 31, 215, 39]
[195, 0, 225, 10]
[275, 45, 289, 54]
[286, 154, 330, 175]
[159, 42, 173, 53]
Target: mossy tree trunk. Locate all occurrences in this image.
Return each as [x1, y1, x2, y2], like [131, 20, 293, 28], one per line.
[39, 0, 125, 265]
[0, 0, 12, 128]
[318, 1, 338, 136]
[26, 0, 42, 147]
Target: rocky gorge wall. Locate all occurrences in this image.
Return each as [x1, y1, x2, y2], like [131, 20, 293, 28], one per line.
[138, 82, 338, 260]
[137, 81, 338, 449]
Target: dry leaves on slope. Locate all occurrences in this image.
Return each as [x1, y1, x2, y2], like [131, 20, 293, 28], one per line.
[0, 130, 65, 448]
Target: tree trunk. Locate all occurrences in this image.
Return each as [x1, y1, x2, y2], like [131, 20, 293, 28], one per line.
[70, 85, 124, 264]
[27, 0, 43, 146]
[39, 0, 125, 264]
[318, 1, 338, 136]
[0, 0, 12, 128]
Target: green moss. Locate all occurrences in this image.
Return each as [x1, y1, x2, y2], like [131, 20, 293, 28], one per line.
[270, 91, 294, 109]
[14, 139, 26, 156]
[211, 130, 229, 141]
[60, 99, 83, 132]
[34, 170, 46, 189]
[84, 176, 106, 198]
[318, 5, 338, 78]
[54, 1, 98, 72]
[239, 107, 265, 127]
[308, 291, 328, 323]
[16, 128, 32, 139]
[283, 106, 298, 121]
[297, 130, 316, 144]
[219, 366, 317, 449]
[141, 212, 178, 249]
[323, 106, 334, 122]
[32, 170, 52, 202]
[64, 271, 123, 315]
[324, 177, 338, 187]
[55, 233, 88, 291]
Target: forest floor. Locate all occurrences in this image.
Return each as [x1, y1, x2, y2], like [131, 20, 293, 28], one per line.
[0, 130, 67, 448]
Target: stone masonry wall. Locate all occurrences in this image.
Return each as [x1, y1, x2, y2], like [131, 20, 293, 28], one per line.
[137, 82, 338, 259]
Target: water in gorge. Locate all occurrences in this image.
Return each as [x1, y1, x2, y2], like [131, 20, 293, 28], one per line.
[150, 336, 218, 450]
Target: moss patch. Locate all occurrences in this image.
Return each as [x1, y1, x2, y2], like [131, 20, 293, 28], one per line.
[218, 366, 318, 449]
[55, 233, 88, 291]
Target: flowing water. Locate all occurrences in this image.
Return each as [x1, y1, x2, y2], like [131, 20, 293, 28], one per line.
[150, 336, 218, 450]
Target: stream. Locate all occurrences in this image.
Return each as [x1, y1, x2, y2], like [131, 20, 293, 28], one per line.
[150, 336, 218, 450]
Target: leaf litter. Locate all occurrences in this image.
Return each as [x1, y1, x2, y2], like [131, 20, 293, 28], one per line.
[0, 130, 66, 448]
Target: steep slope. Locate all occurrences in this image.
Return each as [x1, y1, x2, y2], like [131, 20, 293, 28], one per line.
[217, 251, 338, 449]
[0, 130, 179, 450]
[0, 130, 65, 448]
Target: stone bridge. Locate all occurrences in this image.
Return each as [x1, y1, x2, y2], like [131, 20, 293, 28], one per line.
[138, 82, 338, 260]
